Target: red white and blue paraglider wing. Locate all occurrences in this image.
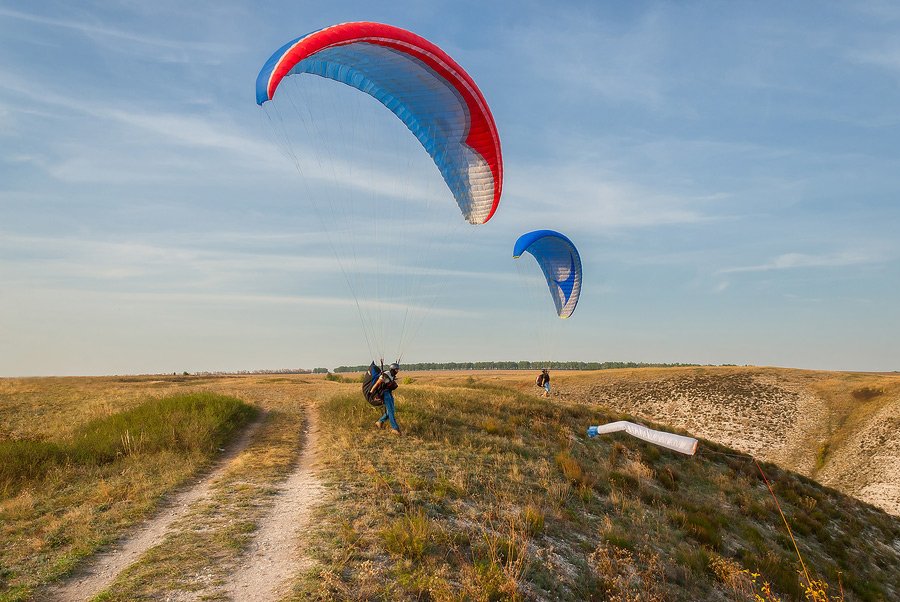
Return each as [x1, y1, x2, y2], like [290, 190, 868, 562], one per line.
[513, 230, 583, 319]
[256, 22, 502, 225]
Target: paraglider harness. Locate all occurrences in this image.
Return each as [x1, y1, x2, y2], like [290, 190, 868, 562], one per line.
[536, 371, 549, 388]
[362, 361, 398, 407]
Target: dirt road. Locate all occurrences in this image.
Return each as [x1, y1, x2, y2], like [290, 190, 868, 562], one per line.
[39, 376, 335, 602]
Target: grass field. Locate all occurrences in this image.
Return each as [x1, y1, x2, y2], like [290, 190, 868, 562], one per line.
[2, 370, 899, 601]
[298, 374, 900, 601]
[0, 374, 318, 601]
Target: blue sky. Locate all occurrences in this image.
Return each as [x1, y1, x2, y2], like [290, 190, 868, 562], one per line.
[1, 1, 898, 376]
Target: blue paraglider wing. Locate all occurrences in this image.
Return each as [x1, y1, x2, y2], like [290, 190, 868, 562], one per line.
[513, 230, 582, 319]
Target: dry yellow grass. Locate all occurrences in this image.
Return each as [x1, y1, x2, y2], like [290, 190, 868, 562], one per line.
[2, 367, 899, 602]
[293, 370, 900, 601]
[0, 373, 347, 601]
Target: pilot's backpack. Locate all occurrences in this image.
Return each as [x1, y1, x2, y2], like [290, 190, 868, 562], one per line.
[362, 362, 384, 406]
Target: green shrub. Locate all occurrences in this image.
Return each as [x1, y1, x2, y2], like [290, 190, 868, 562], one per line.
[674, 544, 711, 574]
[556, 449, 592, 488]
[608, 441, 626, 469]
[684, 511, 722, 551]
[815, 441, 830, 471]
[380, 509, 435, 560]
[0, 440, 75, 495]
[639, 443, 661, 465]
[522, 503, 545, 535]
[748, 552, 804, 601]
[609, 470, 639, 493]
[657, 465, 679, 491]
[1, 393, 256, 497]
[604, 533, 635, 552]
[72, 393, 256, 461]
[851, 386, 884, 401]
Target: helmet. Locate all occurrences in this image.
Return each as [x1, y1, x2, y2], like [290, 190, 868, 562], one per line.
[389, 362, 400, 373]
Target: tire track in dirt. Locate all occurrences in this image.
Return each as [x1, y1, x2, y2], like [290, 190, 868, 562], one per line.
[47, 411, 269, 602]
[225, 405, 323, 602]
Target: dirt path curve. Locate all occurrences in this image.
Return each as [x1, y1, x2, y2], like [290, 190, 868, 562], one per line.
[48, 411, 269, 602]
[225, 405, 323, 602]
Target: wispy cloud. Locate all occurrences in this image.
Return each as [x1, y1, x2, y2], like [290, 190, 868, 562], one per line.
[849, 0, 900, 23]
[0, 65, 284, 182]
[849, 41, 900, 72]
[507, 8, 670, 110]
[717, 248, 889, 275]
[831, 6, 900, 83]
[0, 233, 338, 284]
[1, 278, 473, 318]
[0, 6, 233, 59]
[0, 232, 508, 290]
[506, 162, 716, 230]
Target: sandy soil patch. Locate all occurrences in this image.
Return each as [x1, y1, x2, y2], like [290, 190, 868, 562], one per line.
[224, 406, 324, 601]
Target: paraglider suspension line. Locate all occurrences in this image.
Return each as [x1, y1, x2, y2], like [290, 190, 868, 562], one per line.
[697, 446, 814, 591]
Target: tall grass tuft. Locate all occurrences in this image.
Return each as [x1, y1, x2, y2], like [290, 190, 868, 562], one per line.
[0, 440, 72, 494]
[380, 508, 435, 560]
[72, 392, 256, 460]
[1, 393, 256, 497]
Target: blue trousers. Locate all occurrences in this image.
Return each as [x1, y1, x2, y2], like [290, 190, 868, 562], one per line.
[377, 390, 399, 430]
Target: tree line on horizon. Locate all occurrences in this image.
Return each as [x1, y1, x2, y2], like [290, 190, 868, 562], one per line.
[194, 368, 314, 375]
[330, 361, 710, 373]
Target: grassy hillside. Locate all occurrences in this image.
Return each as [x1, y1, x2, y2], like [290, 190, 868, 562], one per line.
[555, 367, 900, 517]
[1, 372, 898, 601]
[300, 376, 900, 602]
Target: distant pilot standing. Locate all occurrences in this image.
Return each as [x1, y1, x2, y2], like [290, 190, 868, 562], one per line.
[536, 369, 550, 398]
